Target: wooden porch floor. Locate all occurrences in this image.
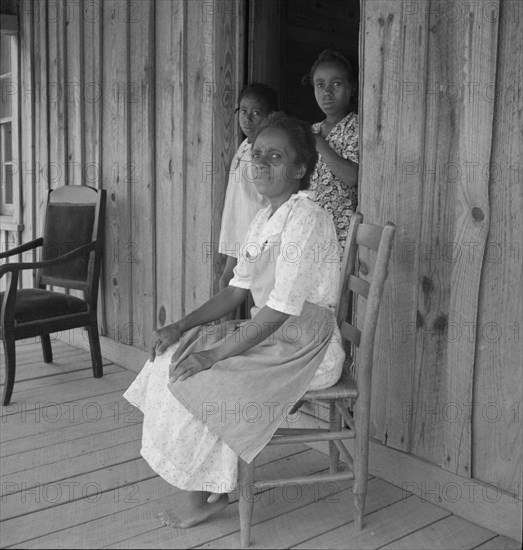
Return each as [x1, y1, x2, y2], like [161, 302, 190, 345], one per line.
[0, 340, 520, 549]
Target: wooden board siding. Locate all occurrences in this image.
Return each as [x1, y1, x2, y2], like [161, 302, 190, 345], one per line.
[82, 0, 102, 192]
[359, 0, 429, 460]
[129, 0, 155, 349]
[102, 0, 132, 344]
[183, 0, 214, 314]
[47, 0, 67, 190]
[473, 0, 522, 494]
[211, 0, 245, 295]
[154, 0, 185, 325]
[359, 0, 521, 501]
[14, 0, 243, 334]
[413, 0, 498, 476]
[19, 0, 35, 288]
[33, 0, 49, 232]
[65, 0, 83, 188]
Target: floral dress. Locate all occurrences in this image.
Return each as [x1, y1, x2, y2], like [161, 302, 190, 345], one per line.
[123, 192, 345, 493]
[310, 112, 359, 252]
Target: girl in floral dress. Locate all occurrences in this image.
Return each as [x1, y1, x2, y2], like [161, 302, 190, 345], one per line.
[305, 50, 359, 252]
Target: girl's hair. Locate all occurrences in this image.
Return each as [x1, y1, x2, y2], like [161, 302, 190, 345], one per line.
[252, 112, 318, 190]
[236, 83, 279, 113]
[302, 49, 357, 88]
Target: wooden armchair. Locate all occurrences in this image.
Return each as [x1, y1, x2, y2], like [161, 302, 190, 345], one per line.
[0, 185, 106, 406]
[238, 212, 396, 547]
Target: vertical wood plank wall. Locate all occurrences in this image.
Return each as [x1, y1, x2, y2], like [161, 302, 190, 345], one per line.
[473, 0, 522, 494]
[12, 0, 244, 344]
[4, 0, 521, 504]
[360, 0, 521, 494]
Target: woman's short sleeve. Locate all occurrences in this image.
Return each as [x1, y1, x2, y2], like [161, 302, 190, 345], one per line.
[228, 252, 251, 289]
[265, 204, 337, 315]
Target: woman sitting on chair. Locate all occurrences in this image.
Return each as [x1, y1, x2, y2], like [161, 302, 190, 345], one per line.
[124, 112, 345, 528]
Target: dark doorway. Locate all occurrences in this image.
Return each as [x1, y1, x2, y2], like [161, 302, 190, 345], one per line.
[248, 0, 360, 123]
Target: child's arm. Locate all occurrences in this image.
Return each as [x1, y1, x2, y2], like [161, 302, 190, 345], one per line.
[315, 134, 358, 188]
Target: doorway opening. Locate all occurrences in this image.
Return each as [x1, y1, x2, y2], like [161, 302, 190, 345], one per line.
[247, 0, 360, 123]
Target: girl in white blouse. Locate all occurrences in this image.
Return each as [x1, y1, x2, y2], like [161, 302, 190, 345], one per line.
[218, 83, 278, 290]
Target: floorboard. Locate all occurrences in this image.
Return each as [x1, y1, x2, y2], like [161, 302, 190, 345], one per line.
[0, 341, 519, 550]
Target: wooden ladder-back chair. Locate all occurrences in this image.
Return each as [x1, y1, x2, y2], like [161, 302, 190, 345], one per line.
[238, 212, 396, 547]
[0, 185, 106, 406]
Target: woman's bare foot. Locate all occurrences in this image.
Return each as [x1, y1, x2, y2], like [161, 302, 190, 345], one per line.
[159, 493, 229, 529]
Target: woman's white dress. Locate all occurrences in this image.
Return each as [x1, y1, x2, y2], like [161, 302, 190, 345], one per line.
[124, 192, 345, 493]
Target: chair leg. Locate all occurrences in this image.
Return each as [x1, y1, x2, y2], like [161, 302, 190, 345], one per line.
[86, 323, 103, 378]
[238, 458, 255, 548]
[329, 400, 342, 473]
[354, 491, 366, 530]
[353, 422, 369, 530]
[2, 337, 16, 406]
[41, 334, 53, 363]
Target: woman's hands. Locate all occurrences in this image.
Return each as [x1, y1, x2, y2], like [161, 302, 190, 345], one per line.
[169, 348, 222, 383]
[149, 322, 184, 361]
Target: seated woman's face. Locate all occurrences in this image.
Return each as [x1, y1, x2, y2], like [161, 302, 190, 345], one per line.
[250, 127, 305, 201]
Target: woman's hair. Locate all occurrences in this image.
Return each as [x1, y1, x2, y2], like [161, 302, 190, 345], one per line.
[302, 49, 357, 88]
[236, 83, 279, 114]
[252, 112, 318, 190]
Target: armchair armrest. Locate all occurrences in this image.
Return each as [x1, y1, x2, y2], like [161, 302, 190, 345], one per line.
[1, 241, 99, 327]
[0, 241, 98, 278]
[0, 238, 44, 260]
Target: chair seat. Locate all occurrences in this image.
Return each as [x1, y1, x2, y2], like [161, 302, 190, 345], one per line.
[302, 359, 358, 401]
[0, 289, 88, 324]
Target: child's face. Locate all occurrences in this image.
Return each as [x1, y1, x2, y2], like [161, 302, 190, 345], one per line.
[238, 96, 269, 142]
[312, 61, 353, 118]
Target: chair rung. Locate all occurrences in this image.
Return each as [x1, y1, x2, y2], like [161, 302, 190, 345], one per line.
[275, 428, 330, 435]
[348, 274, 370, 298]
[340, 321, 361, 347]
[268, 430, 355, 445]
[253, 471, 355, 489]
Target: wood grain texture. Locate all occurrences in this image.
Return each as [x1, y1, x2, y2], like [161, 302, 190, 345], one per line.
[183, 0, 214, 313]
[129, 0, 155, 348]
[211, 0, 243, 295]
[1, 341, 518, 548]
[410, 0, 498, 476]
[472, 0, 522, 492]
[18, 0, 36, 287]
[82, 0, 106, 332]
[379, 515, 494, 549]
[101, 0, 131, 342]
[154, 0, 185, 324]
[65, 0, 83, 187]
[295, 495, 450, 550]
[361, 0, 505, 479]
[33, 2, 49, 236]
[359, 0, 428, 454]
[47, 0, 67, 188]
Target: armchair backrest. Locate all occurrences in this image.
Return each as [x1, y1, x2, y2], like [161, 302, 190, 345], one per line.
[37, 185, 106, 294]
